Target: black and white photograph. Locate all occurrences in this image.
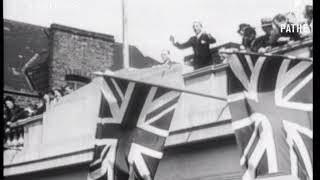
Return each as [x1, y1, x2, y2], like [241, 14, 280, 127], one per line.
[3, 0, 313, 180]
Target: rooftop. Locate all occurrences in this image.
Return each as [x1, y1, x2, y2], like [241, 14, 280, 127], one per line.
[4, 19, 50, 93]
[50, 23, 115, 42]
[4, 19, 160, 94]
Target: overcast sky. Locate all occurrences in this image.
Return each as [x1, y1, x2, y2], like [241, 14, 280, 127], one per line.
[4, 0, 312, 64]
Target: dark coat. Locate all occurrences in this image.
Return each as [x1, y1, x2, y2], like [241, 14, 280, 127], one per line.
[35, 104, 46, 115]
[174, 33, 216, 69]
[250, 35, 270, 52]
[8, 105, 27, 123]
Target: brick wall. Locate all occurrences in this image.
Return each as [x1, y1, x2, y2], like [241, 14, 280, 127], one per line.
[49, 24, 115, 88]
[5, 21, 157, 108]
[3, 93, 40, 108]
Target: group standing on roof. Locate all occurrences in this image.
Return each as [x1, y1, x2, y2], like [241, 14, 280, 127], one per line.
[165, 5, 312, 69]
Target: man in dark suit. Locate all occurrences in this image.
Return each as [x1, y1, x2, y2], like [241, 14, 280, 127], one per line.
[170, 21, 216, 69]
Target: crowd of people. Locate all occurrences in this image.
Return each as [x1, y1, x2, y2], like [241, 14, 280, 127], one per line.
[237, 5, 313, 53]
[3, 85, 74, 146]
[167, 5, 313, 69]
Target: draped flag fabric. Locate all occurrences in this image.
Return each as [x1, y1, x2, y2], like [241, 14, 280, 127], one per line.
[227, 53, 313, 180]
[88, 75, 182, 180]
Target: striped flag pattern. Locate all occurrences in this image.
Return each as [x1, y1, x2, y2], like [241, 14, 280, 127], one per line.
[88, 76, 181, 180]
[227, 53, 313, 180]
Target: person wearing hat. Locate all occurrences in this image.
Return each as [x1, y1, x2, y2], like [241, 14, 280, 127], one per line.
[250, 18, 274, 52]
[272, 13, 301, 42]
[237, 23, 251, 36]
[238, 24, 258, 51]
[170, 21, 216, 69]
[237, 23, 251, 49]
[237, 23, 258, 51]
[261, 18, 274, 35]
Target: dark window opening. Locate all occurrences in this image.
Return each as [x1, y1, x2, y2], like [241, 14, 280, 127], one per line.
[65, 74, 91, 90]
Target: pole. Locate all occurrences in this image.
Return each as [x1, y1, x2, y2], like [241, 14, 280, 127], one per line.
[122, 0, 130, 68]
[128, 163, 135, 180]
[92, 72, 227, 101]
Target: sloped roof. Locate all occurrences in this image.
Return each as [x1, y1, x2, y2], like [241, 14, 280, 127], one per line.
[111, 43, 160, 70]
[4, 19, 50, 93]
[4, 19, 160, 93]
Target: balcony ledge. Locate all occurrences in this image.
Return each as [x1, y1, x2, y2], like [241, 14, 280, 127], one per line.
[4, 119, 234, 176]
[183, 63, 229, 80]
[10, 114, 43, 128]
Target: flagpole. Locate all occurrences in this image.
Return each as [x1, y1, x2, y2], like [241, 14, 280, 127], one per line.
[92, 72, 227, 101]
[122, 0, 130, 68]
[128, 163, 135, 180]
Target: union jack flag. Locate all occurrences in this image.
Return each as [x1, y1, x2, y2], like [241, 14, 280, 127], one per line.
[88, 76, 182, 180]
[227, 53, 313, 180]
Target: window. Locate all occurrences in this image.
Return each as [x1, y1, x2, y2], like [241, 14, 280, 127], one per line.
[65, 74, 91, 90]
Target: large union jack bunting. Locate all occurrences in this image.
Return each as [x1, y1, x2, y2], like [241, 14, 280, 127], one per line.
[227, 53, 313, 180]
[88, 76, 181, 180]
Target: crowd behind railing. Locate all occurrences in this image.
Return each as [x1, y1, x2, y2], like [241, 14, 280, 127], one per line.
[165, 5, 313, 69]
[236, 6, 312, 54]
[3, 85, 74, 148]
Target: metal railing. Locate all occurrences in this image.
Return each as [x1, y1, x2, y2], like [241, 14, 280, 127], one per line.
[183, 36, 312, 69]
